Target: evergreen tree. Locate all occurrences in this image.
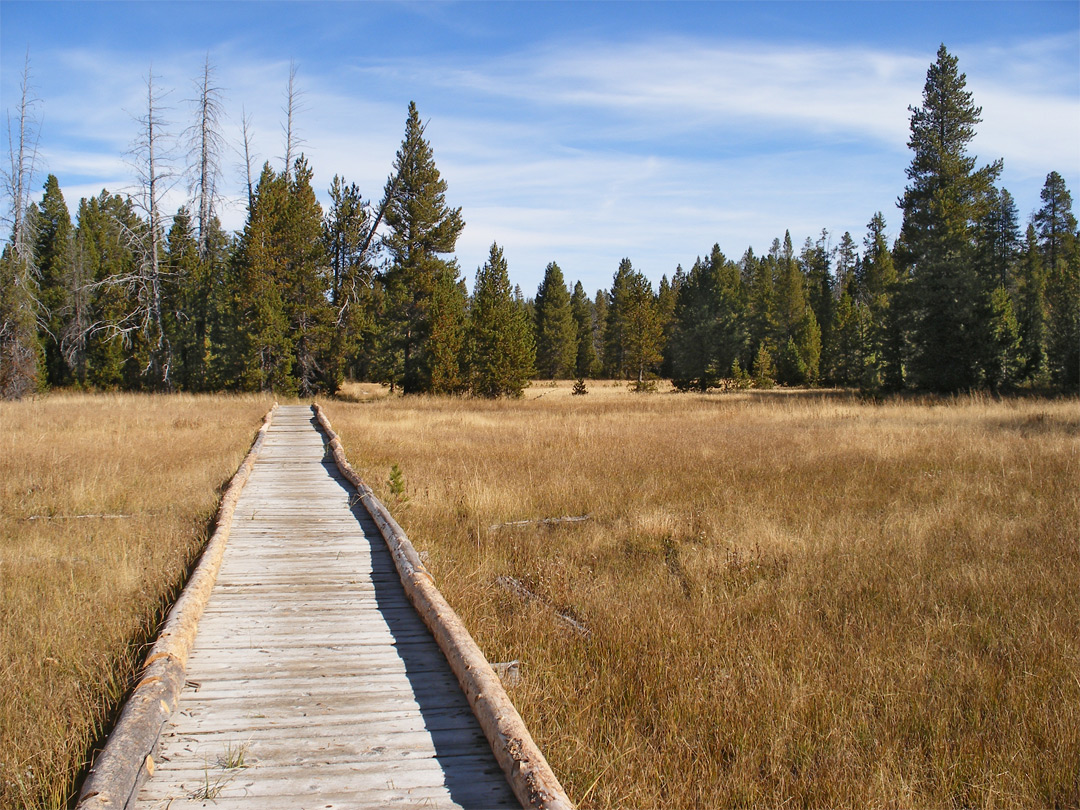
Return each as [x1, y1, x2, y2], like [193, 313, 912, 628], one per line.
[229, 163, 294, 392]
[858, 212, 904, 390]
[745, 247, 777, 380]
[534, 261, 577, 378]
[898, 44, 1002, 391]
[623, 269, 664, 388]
[835, 231, 858, 298]
[282, 158, 337, 395]
[1035, 173, 1080, 390]
[592, 288, 609, 374]
[829, 291, 867, 387]
[655, 272, 678, 378]
[0, 244, 42, 398]
[604, 259, 634, 377]
[74, 191, 146, 389]
[322, 177, 376, 382]
[380, 102, 465, 393]
[984, 285, 1022, 392]
[1015, 224, 1048, 383]
[427, 273, 468, 394]
[980, 187, 1021, 288]
[164, 207, 202, 390]
[468, 242, 533, 397]
[801, 232, 833, 381]
[35, 175, 74, 387]
[570, 280, 597, 378]
[669, 245, 744, 390]
[773, 233, 821, 384]
[1034, 171, 1077, 274]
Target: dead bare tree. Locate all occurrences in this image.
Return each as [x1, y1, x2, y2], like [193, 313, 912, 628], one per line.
[0, 51, 42, 399]
[281, 61, 305, 179]
[126, 68, 176, 389]
[185, 53, 226, 259]
[239, 105, 257, 212]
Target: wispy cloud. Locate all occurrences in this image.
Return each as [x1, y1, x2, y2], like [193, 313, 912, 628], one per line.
[6, 22, 1077, 294]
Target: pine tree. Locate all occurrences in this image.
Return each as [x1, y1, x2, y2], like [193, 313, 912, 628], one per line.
[745, 247, 777, 379]
[656, 272, 678, 379]
[282, 158, 336, 395]
[164, 207, 202, 390]
[1034, 172, 1077, 274]
[669, 246, 744, 390]
[829, 291, 866, 387]
[468, 242, 533, 397]
[428, 273, 468, 394]
[1035, 173, 1080, 391]
[75, 191, 145, 389]
[984, 285, 1022, 392]
[835, 231, 858, 297]
[1015, 224, 1048, 383]
[898, 44, 1002, 391]
[773, 233, 821, 385]
[380, 102, 465, 393]
[980, 187, 1021, 288]
[227, 164, 292, 391]
[604, 259, 634, 377]
[570, 280, 597, 378]
[801, 232, 833, 382]
[534, 261, 577, 378]
[35, 175, 74, 387]
[592, 289, 609, 374]
[623, 269, 664, 389]
[859, 212, 904, 390]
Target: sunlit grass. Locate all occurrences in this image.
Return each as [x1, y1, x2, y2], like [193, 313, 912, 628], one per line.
[0, 392, 271, 809]
[326, 385, 1080, 809]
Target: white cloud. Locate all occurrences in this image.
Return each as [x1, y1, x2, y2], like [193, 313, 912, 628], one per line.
[8, 26, 1077, 295]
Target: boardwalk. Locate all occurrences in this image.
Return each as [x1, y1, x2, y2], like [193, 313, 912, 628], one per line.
[132, 405, 519, 808]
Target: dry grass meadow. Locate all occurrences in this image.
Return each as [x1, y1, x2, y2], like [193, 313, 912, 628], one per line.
[326, 381, 1080, 809]
[0, 392, 272, 809]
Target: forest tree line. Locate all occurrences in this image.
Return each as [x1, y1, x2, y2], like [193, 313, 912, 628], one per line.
[2, 46, 1077, 400]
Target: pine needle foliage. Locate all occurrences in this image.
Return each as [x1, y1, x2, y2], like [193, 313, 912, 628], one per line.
[468, 242, 534, 398]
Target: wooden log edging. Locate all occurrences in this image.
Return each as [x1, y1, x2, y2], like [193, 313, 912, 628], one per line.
[312, 403, 575, 810]
[75, 404, 277, 810]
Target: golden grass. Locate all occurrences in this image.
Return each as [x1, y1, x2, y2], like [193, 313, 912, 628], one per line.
[325, 385, 1080, 809]
[0, 392, 271, 809]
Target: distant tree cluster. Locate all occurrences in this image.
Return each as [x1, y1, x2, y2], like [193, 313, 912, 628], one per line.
[2, 46, 1077, 399]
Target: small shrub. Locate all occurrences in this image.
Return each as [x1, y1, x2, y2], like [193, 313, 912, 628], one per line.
[388, 463, 409, 506]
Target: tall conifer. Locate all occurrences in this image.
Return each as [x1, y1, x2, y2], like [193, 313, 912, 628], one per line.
[380, 102, 464, 393]
[468, 242, 533, 397]
[35, 175, 74, 387]
[534, 261, 577, 379]
[898, 45, 1001, 391]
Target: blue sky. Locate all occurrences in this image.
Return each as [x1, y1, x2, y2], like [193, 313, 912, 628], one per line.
[2, 1, 1078, 295]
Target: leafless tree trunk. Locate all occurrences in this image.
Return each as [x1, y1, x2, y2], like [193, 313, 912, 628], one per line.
[281, 61, 304, 179]
[187, 53, 225, 259]
[0, 51, 42, 399]
[129, 68, 174, 389]
[240, 105, 256, 212]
